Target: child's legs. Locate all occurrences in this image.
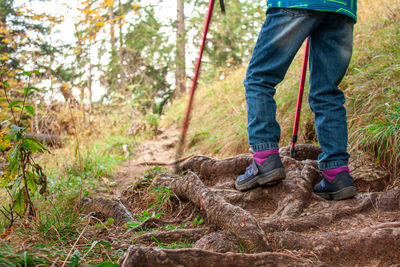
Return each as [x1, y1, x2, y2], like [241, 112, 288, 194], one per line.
[245, 8, 322, 152]
[308, 13, 354, 170]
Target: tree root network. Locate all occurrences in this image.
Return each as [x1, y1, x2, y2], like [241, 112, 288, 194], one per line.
[86, 144, 400, 266]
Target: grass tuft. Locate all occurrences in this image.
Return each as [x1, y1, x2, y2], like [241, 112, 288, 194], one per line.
[354, 103, 400, 177]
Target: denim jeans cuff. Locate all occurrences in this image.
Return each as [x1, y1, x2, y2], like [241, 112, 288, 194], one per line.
[318, 160, 348, 170]
[250, 143, 279, 152]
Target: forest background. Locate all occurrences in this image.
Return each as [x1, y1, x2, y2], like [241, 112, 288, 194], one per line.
[0, 0, 399, 265]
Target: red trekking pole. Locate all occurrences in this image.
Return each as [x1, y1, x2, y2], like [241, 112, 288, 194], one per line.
[175, 0, 223, 171]
[290, 37, 310, 158]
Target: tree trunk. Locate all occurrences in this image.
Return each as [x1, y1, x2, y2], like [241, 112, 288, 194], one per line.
[88, 43, 93, 114]
[109, 3, 117, 93]
[175, 0, 186, 97]
[118, 0, 126, 92]
[109, 4, 116, 54]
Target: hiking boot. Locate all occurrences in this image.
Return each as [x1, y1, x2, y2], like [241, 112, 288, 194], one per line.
[235, 154, 286, 191]
[314, 171, 357, 200]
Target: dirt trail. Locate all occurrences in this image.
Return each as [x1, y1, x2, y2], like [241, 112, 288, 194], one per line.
[113, 126, 181, 188]
[84, 128, 400, 266]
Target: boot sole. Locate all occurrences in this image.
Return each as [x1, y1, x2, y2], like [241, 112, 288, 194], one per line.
[235, 168, 286, 191]
[315, 186, 358, 201]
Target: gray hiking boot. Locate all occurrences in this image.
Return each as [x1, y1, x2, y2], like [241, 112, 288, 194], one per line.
[235, 154, 286, 191]
[314, 171, 357, 200]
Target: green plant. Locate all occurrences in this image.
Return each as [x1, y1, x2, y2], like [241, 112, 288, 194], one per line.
[192, 215, 204, 226]
[126, 209, 164, 230]
[0, 70, 48, 227]
[138, 210, 163, 222]
[126, 184, 172, 230]
[164, 223, 187, 230]
[356, 103, 400, 176]
[0, 242, 50, 266]
[238, 240, 245, 253]
[34, 206, 79, 244]
[144, 113, 160, 135]
[0, 77, 139, 265]
[150, 235, 193, 249]
[95, 218, 115, 229]
[147, 186, 172, 211]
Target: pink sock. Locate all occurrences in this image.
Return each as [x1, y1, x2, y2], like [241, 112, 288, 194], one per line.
[253, 149, 279, 165]
[323, 166, 350, 181]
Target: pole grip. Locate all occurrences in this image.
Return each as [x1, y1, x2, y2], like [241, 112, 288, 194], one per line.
[219, 0, 225, 13]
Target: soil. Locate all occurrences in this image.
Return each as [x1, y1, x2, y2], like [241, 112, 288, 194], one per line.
[82, 127, 400, 267]
[113, 126, 180, 188]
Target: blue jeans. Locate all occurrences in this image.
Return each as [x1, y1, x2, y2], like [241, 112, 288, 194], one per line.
[244, 8, 354, 170]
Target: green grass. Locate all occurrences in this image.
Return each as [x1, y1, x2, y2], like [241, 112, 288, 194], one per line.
[0, 243, 51, 266]
[150, 235, 193, 249]
[346, 11, 400, 178]
[0, 107, 137, 265]
[354, 103, 400, 177]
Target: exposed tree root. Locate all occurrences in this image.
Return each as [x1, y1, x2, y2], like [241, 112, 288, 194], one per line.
[179, 154, 251, 186]
[133, 228, 209, 245]
[171, 171, 270, 252]
[275, 222, 400, 265]
[261, 193, 378, 232]
[150, 174, 176, 188]
[279, 144, 322, 161]
[376, 186, 400, 211]
[349, 153, 391, 192]
[192, 231, 240, 253]
[128, 218, 180, 232]
[271, 161, 320, 218]
[120, 246, 323, 267]
[80, 196, 134, 225]
[136, 155, 193, 166]
[116, 144, 400, 265]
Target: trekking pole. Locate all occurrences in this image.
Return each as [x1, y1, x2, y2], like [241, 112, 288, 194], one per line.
[174, 0, 220, 172]
[290, 37, 310, 158]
